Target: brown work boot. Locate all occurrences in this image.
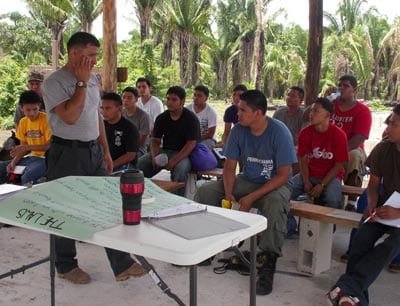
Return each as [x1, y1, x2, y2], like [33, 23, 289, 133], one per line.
[115, 263, 146, 281]
[58, 267, 91, 284]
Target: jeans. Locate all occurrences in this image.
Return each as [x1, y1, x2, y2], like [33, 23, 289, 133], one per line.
[194, 175, 291, 257]
[47, 141, 134, 276]
[0, 156, 46, 185]
[334, 222, 400, 305]
[137, 149, 191, 195]
[346, 188, 400, 264]
[291, 174, 342, 208]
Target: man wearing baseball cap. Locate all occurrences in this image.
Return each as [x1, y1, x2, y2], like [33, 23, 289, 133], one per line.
[14, 71, 46, 129]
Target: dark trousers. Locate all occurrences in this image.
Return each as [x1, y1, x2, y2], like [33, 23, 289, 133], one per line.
[335, 221, 400, 305]
[47, 140, 134, 276]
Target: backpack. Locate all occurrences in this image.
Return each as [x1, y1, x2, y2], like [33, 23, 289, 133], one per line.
[189, 143, 217, 171]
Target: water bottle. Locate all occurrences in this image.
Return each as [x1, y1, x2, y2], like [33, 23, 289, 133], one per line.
[327, 91, 340, 101]
[120, 169, 144, 225]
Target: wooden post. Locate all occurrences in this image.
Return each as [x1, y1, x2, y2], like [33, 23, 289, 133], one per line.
[103, 0, 117, 92]
[304, 0, 323, 106]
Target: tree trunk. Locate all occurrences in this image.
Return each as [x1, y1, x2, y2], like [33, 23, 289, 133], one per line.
[139, 6, 152, 42]
[216, 59, 228, 98]
[232, 53, 241, 86]
[103, 0, 117, 92]
[304, 0, 323, 106]
[241, 35, 254, 83]
[191, 39, 200, 86]
[251, 0, 264, 90]
[162, 35, 173, 67]
[371, 65, 380, 98]
[179, 32, 191, 87]
[51, 24, 64, 69]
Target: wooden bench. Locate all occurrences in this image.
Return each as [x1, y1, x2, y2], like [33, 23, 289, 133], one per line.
[151, 179, 185, 193]
[289, 200, 362, 275]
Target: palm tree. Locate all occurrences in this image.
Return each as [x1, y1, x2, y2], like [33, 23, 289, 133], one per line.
[165, 0, 211, 87]
[71, 0, 102, 33]
[132, 0, 159, 42]
[376, 18, 400, 100]
[26, 0, 72, 68]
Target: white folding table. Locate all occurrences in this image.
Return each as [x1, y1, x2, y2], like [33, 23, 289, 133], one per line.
[0, 205, 267, 306]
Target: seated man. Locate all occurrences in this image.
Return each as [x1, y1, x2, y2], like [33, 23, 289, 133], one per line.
[329, 75, 372, 210]
[194, 90, 296, 296]
[186, 85, 218, 149]
[327, 104, 400, 306]
[101, 92, 139, 172]
[291, 97, 349, 208]
[0, 90, 51, 184]
[14, 71, 46, 130]
[136, 77, 164, 132]
[137, 86, 200, 194]
[121, 86, 150, 157]
[273, 86, 306, 146]
[220, 84, 247, 146]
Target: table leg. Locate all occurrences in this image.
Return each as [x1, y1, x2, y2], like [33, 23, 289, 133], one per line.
[50, 235, 56, 306]
[250, 235, 257, 306]
[190, 265, 197, 306]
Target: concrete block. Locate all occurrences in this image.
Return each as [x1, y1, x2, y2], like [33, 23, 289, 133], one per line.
[297, 218, 333, 275]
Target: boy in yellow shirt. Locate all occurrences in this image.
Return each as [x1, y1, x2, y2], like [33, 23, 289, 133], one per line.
[0, 90, 51, 184]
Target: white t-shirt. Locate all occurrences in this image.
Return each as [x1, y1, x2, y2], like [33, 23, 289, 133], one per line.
[137, 96, 164, 131]
[186, 103, 218, 140]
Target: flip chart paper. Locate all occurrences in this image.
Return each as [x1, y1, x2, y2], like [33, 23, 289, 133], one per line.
[0, 176, 203, 239]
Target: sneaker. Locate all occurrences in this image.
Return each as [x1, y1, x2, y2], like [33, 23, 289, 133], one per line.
[115, 263, 146, 281]
[388, 262, 400, 273]
[58, 267, 91, 284]
[339, 295, 360, 306]
[256, 252, 277, 296]
[340, 253, 349, 263]
[326, 286, 342, 306]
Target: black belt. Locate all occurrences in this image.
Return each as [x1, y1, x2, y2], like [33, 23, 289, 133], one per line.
[51, 136, 97, 148]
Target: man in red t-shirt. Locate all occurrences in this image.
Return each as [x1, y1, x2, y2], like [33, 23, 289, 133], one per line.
[328, 75, 372, 209]
[291, 97, 349, 208]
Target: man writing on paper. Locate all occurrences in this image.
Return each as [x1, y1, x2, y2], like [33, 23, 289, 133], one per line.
[327, 104, 400, 306]
[43, 32, 145, 284]
[194, 90, 296, 296]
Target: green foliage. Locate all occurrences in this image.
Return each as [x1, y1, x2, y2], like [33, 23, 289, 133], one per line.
[0, 12, 52, 65]
[0, 116, 14, 130]
[0, 56, 26, 117]
[117, 32, 180, 98]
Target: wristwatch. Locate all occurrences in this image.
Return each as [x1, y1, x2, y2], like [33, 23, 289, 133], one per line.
[76, 81, 87, 88]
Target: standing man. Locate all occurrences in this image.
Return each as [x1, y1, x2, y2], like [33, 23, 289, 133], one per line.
[136, 77, 164, 132]
[14, 71, 46, 129]
[194, 90, 296, 296]
[273, 86, 306, 146]
[121, 86, 150, 157]
[101, 92, 139, 171]
[43, 32, 145, 284]
[186, 85, 218, 149]
[329, 75, 372, 210]
[137, 86, 200, 194]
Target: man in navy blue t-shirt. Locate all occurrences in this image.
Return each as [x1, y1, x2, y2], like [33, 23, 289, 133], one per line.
[195, 90, 296, 296]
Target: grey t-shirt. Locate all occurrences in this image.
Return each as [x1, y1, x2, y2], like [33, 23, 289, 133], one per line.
[273, 106, 306, 145]
[122, 107, 150, 153]
[43, 68, 100, 141]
